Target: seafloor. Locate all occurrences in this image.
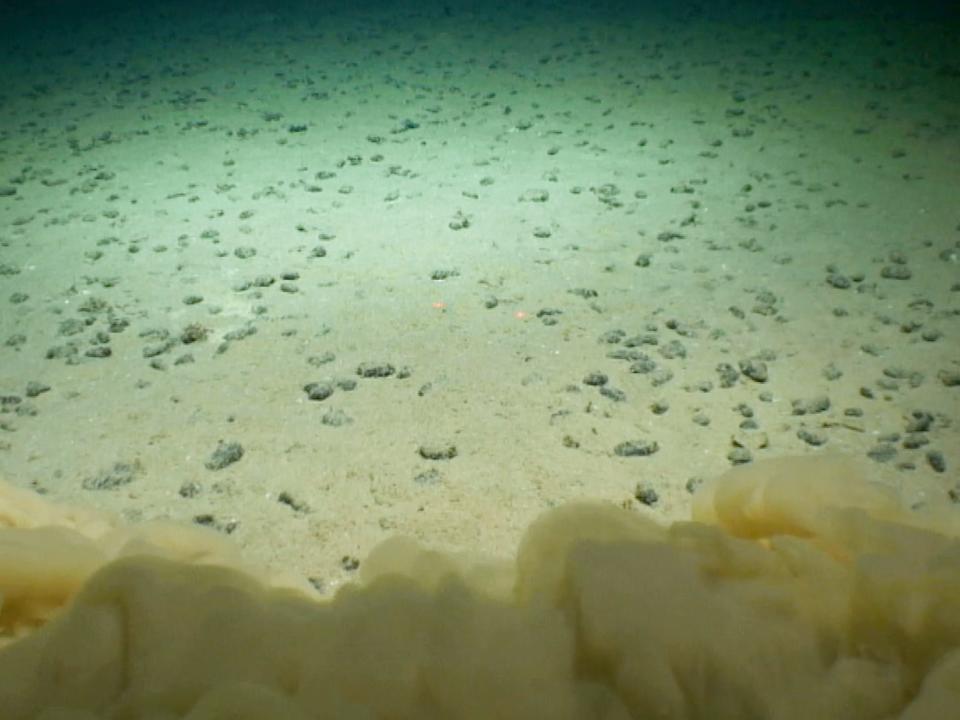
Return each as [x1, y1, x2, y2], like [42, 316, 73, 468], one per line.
[0, 0, 957, 593]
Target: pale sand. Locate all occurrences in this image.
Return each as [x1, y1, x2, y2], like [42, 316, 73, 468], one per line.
[0, 2, 957, 595]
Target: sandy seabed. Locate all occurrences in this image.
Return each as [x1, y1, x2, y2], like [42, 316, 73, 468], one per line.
[0, 0, 958, 596]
